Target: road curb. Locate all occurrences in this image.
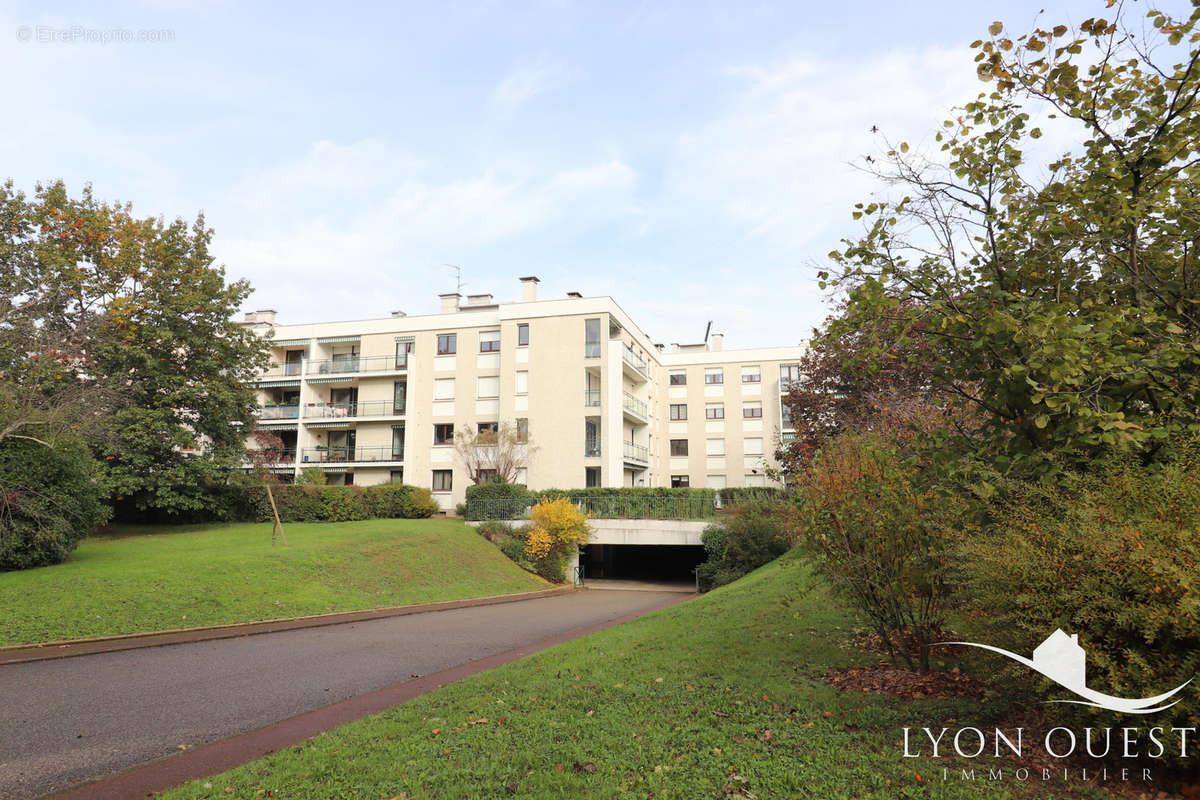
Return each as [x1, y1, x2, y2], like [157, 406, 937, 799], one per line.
[47, 592, 695, 800]
[0, 586, 574, 666]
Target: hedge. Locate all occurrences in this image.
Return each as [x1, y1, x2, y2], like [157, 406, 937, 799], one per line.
[464, 484, 723, 521]
[115, 483, 439, 525]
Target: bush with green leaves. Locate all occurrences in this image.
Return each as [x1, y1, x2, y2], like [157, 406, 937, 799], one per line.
[793, 433, 973, 672]
[958, 452, 1200, 756]
[0, 436, 111, 570]
[475, 520, 513, 542]
[463, 481, 532, 520]
[295, 467, 327, 486]
[696, 502, 792, 592]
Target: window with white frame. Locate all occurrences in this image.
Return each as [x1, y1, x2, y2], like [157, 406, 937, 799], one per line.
[515, 371, 529, 395]
[706, 438, 726, 456]
[781, 363, 801, 383]
[705, 404, 724, 419]
[477, 375, 500, 398]
[433, 378, 455, 400]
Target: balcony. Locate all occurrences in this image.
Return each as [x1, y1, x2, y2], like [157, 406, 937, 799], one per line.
[622, 441, 650, 466]
[300, 446, 405, 464]
[256, 404, 300, 420]
[584, 441, 602, 458]
[584, 390, 601, 408]
[306, 355, 410, 378]
[621, 345, 649, 383]
[253, 362, 303, 382]
[244, 447, 296, 466]
[302, 400, 406, 421]
[622, 391, 648, 423]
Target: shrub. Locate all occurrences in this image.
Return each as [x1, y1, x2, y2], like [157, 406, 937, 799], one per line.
[958, 453, 1200, 757]
[296, 467, 327, 485]
[0, 436, 111, 570]
[499, 536, 533, 569]
[717, 487, 783, 506]
[319, 486, 370, 522]
[476, 520, 512, 543]
[455, 502, 467, 517]
[464, 481, 532, 520]
[525, 498, 590, 584]
[530, 487, 717, 520]
[793, 433, 972, 672]
[696, 502, 791, 591]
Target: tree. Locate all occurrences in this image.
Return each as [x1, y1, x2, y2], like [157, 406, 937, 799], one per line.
[453, 422, 533, 484]
[525, 497, 591, 582]
[0, 180, 269, 513]
[245, 427, 288, 546]
[822, 4, 1200, 483]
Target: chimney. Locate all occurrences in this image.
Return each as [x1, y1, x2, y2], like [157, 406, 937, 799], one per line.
[671, 343, 681, 353]
[246, 309, 276, 325]
[566, 291, 582, 299]
[466, 293, 494, 306]
[390, 310, 406, 317]
[439, 293, 461, 313]
[520, 275, 539, 302]
[711, 333, 723, 352]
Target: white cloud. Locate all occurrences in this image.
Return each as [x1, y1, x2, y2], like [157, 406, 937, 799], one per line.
[488, 58, 572, 118]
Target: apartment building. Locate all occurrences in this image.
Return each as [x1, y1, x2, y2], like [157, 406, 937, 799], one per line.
[243, 276, 805, 510]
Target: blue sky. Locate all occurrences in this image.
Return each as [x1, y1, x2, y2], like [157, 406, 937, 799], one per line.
[2, 0, 1180, 347]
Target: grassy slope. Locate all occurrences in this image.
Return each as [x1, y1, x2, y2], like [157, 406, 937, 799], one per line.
[0, 519, 547, 646]
[162, 553, 1108, 800]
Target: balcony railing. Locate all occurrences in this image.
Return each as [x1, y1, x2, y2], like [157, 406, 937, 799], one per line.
[247, 447, 296, 464]
[302, 400, 406, 419]
[300, 446, 405, 464]
[623, 441, 650, 464]
[622, 345, 649, 379]
[622, 392, 648, 418]
[584, 442, 601, 458]
[257, 405, 300, 420]
[255, 362, 303, 380]
[584, 390, 601, 407]
[306, 355, 410, 376]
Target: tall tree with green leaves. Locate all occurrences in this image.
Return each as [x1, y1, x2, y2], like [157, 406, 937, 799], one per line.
[0, 180, 267, 515]
[822, 2, 1200, 485]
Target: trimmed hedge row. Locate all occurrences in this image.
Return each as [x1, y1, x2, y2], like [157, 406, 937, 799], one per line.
[115, 483, 439, 525]
[464, 483, 728, 521]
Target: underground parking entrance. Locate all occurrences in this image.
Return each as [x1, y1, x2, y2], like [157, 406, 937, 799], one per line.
[580, 543, 707, 588]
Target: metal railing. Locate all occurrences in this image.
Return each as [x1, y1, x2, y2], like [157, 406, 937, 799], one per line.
[584, 390, 601, 407]
[622, 391, 647, 418]
[584, 442, 601, 458]
[622, 345, 649, 378]
[623, 441, 650, 463]
[255, 362, 303, 380]
[300, 446, 405, 463]
[247, 447, 297, 464]
[467, 495, 718, 521]
[306, 355, 410, 376]
[302, 400, 406, 419]
[257, 404, 300, 419]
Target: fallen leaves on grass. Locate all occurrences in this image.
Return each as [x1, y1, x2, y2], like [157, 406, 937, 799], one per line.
[824, 666, 984, 700]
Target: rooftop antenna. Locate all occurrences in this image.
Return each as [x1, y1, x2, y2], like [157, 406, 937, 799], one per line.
[703, 320, 713, 343]
[445, 264, 465, 295]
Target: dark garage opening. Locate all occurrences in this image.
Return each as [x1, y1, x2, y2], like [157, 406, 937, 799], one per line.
[581, 544, 707, 583]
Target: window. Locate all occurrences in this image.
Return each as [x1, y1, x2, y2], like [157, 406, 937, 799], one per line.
[392, 425, 405, 459]
[743, 402, 763, 418]
[741, 365, 761, 383]
[517, 323, 529, 347]
[393, 381, 407, 415]
[515, 371, 529, 395]
[585, 417, 601, 457]
[515, 467, 528, 484]
[671, 475, 690, 488]
[434, 378, 455, 400]
[670, 439, 689, 457]
[781, 363, 801, 383]
[516, 417, 529, 443]
[479, 330, 500, 352]
[744, 437, 764, 455]
[437, 333, 457, 355]
[669, 371, 687, 386]
[477, 375, 500, 398]
[389, 469, 404, 485]
[705, 405, 725, 420]
[395, 339, 413, 369]
[432, 470, 453, 492]
[705, 369, 724, 385]
[434, 423, 454, 445]
[669, 404, 688, 421]
[585, 318, 601, 358]
[586, 467, 602, 488]
[706, 438, 726, 456]
[708, 474, 727, 489]
[478, 421, 499, 434]
[478, 469, 498, 482]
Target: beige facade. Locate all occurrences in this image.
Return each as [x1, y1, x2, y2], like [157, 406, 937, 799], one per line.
[243, 278, 805, 510]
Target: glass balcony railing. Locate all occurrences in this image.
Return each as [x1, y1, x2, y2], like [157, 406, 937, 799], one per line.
[622, 345, 649, 379]
[300, 446, 405, 464]
[622, 391, 648, 418]
[306, 355, 410, 376]
[623, 441, 650, 464]
[584, 442, 601, 458]
[584, 390, 601, 407]
[302, 400, 407, 419]
[247, 447, 296, 464]
[255, 362, 304, 380]
[256, 405, 300, 420]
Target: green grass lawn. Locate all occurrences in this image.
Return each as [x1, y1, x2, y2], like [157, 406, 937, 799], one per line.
[160, 552, 1112, 800]
[0, 519, 547, 646]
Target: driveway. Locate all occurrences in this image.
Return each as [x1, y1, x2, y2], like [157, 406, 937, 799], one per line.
[0, 589, 683, 799]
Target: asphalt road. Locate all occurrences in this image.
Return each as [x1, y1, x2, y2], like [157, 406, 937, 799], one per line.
[0, 589, 682, 800]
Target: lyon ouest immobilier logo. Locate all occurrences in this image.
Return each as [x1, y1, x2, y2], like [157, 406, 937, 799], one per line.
[901, 629, 1196, 787]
